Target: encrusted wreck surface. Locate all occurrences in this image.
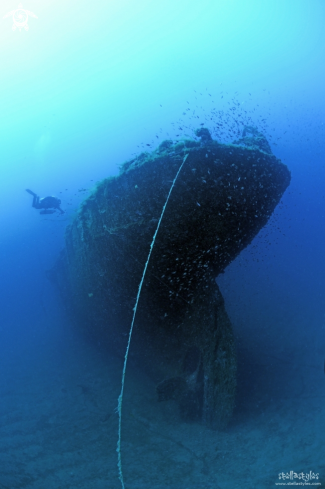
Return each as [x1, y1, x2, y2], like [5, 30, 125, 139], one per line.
[50, 128, 290, 428]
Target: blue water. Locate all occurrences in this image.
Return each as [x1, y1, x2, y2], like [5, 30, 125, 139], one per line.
[0, 1, 324, 487]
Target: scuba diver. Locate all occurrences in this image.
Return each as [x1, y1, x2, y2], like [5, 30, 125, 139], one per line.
[26, 189, 64, 214]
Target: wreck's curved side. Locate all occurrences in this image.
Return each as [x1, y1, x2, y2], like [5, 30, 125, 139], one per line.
[50, 130, 290, 428]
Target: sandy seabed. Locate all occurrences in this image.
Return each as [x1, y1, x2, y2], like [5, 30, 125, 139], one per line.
[0, 324, 324, 489]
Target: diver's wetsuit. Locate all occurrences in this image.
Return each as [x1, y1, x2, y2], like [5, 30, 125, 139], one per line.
[26, 189, 64, 214]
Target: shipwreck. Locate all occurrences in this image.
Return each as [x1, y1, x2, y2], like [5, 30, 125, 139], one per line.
[49, 127, 290, 428]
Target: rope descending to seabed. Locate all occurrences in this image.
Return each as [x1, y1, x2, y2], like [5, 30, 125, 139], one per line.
[116, 152, 189, 489]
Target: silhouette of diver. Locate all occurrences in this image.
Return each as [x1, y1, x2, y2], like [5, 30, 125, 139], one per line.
[26, 189, 64, 214]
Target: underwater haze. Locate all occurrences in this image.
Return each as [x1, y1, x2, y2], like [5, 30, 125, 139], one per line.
[0, 0, 325, 488]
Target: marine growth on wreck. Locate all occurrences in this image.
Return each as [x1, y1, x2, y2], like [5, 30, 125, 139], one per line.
[49, 127, 291, 428]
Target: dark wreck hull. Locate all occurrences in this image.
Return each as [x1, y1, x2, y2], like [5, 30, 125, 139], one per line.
[50, 135, 290, 428]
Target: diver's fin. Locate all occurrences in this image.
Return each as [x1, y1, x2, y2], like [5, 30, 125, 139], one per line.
[26, 189, 37, 196]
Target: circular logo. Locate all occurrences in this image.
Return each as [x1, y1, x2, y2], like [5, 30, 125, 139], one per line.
[13, 8, 28, 29]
